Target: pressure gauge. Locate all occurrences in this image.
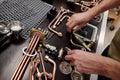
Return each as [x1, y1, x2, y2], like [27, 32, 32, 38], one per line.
[71, 70, 83, 80]
[59, 61, 72, 75]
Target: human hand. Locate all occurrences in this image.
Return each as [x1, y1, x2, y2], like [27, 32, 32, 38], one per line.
[65, 50, 108, 75]
[66, 12, 92, 32]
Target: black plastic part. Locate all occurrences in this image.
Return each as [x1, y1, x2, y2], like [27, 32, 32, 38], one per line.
[109, 25, 115, 31]
[41, 0, 53, 4]
[0, 35, 11, 49]
[47, 8, 57, 21]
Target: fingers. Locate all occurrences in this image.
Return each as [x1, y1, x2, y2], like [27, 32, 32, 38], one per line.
[72, 25, 81, 32]
[66, 12, 89, 32]
[66, 18, 84, 32]
[66, 14, 78, 32]
[65, 50, 79, 61]
[65, 55, 78, 67]
[66, 19, 75, 32]
[65, 50, 75, 61]
[65, 54, 74, 61]
[67, 50, 73, 55]
[65, 50, 84, 63]
[65, 55, 80, 71]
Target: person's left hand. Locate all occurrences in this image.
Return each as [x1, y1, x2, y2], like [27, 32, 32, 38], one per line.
[66, 12, 92, 32]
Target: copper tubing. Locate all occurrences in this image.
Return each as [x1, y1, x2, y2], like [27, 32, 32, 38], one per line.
[48, 7, 64, 29]
[30, 47, 54, 80]
[39, 51, 47, 80]
[52, 10, 71, 28]
[30, 61, 39, 80]
[36, 68, 53, 80]
[53, 9, 74, 26]
[48, 7, 74, 37]
[30, 61, 41, 80]
[75, 1, 99, 11]
[75, 3, 89, 11]
[30, 62, 35, 80]
[36, 68, 42, 80]
[18, 33, 40, 79]
[45, 56, 56, 80]
[81, 1, 94, 6]
[74, 1, 100, 12]
[37, 67, 52, 80]
[57, 15, 70, 25]
[30, 45, 47, 80]
[11, 33, 37, 79]
[48, 8, 64, 37]
[11, 33, 41, 80]
[52, 10, 74, 27]
[30, 65, 52, 80]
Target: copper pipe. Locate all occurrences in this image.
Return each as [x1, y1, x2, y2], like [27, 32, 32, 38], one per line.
[17, 34, 39, 79]
[48, 7, 74, 37]
[44, 72, 52, 79]
[11, 33, 36, 79]
[49, 10, 66, 36]
[18, 35, 39, 79]
[48, 8, 64, 37]
[52, 9, 74, 27]
[30, 65, 33, 80]
[30, 60, 40, 80]
[45, 56, 56, 80]
[48, 7, 64, 29]
[39, 51, 47, 80]
[75, 3, 89, 11]
[30, 64, 41, 80]
[29, 44, 48, 80]
[36, 68, 53, 80]
[57, 15, 70, 25]
[31, 63, 53, 80]
[36, 68, 42, 80]
[11, 33, 38, 80]
[37, 44, 47, 80]
[18, 34, 40, 79]
[30, 45, 54, 80]
[11, 31, 43, 80]
[37, 68, 52, 80]
[30, 62, 35, 80]
[52, 10, 69, 28]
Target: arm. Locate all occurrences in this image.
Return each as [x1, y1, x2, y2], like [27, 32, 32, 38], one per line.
[66, 0, 120, 32]
[65, 50, 120, 80]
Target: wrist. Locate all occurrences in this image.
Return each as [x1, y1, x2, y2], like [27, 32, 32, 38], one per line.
[85, 6, 102, 20]
[102, 57, 120, 80]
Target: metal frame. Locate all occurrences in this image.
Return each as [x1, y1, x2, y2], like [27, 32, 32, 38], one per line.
[90, 11, 109, 80]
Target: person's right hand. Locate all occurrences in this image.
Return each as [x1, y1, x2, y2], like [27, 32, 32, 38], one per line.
[65, 49, 120, 80]
[65, 50, 105, 74]
[66, 12, 93, 32]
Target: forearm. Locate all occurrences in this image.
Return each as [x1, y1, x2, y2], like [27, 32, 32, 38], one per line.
[101, 57, 120, 80]
[86, 0, 120, 19]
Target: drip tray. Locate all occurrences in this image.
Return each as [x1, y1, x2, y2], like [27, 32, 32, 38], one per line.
[0, 0, 54, 39]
